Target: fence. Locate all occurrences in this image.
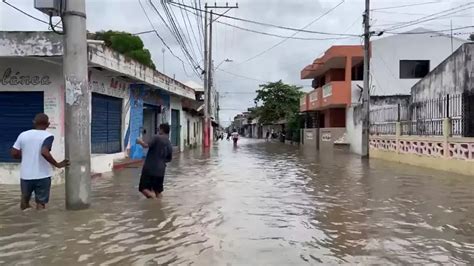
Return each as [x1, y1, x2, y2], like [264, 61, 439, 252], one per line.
[370, 94, 466, 137]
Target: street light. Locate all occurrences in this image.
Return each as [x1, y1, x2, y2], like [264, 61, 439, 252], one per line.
[215, 58, 233, 70]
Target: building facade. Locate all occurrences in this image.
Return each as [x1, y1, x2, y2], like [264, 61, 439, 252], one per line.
[0, 31, 200, 184]
[300, 30, 467, 155]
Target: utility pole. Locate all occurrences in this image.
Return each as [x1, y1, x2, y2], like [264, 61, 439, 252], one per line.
[203, 2, 238, 148]
[63, 0, 91, 209]
[203, 6, 210, 147]
[361, 0, 370, 158]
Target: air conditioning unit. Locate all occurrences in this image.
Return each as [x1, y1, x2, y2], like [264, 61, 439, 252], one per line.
[34, 0, 62, 16]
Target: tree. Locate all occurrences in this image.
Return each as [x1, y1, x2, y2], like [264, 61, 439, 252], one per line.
[253, 81, 303, 125]
[89, 31, 156, 69]
[469, 34, 474, 41]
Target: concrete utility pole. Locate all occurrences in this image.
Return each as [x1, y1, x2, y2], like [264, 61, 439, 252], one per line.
[361, 0, 370, 158]
[203, 3, 238, 148]
[203, 6, 210, 147]
[63, 0, 91, 210]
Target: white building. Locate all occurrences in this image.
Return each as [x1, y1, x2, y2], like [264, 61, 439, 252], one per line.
[0, 31, 201, 184]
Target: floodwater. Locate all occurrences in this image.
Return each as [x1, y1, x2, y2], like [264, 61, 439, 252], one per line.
[1, 139, 474, 265]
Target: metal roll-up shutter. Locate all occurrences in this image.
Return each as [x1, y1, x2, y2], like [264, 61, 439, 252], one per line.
[107, 97, 122, 153]
[91, 93, 122, 154]
[0, 92, 44, 162]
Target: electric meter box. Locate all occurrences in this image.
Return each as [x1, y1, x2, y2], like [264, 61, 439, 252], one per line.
[34, 0, 61, 16]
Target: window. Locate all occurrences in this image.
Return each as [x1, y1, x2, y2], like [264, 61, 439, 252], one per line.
[400, 60, 430, 79]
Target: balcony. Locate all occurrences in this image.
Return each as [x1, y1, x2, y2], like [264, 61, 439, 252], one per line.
[300, 94, 308, 112]
[320, 81, 350, 108]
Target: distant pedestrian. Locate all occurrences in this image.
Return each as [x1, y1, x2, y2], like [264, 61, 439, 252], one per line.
[231, 129, 239, 146]
[265, 131, 270, 141]
[136, 123, 173, 199]
[11, 113, 69, 210]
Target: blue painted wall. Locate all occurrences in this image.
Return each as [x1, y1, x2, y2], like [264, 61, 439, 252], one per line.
[129, 85, 144, 159]
[128, 85, 172, 159]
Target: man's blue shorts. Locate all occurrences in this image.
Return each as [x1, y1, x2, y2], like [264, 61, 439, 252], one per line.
[21, 177, 52, 204]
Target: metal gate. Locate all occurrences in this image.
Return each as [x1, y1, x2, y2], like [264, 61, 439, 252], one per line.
[171, 109, 180, 147]
[91, 93, 122, 154]
[0, 92, 44, 162]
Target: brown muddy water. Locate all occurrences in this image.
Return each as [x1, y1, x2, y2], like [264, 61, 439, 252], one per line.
[1, 139, 473, 265]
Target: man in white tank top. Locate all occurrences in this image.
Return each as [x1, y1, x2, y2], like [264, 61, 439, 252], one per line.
[11, 113, 69, 210]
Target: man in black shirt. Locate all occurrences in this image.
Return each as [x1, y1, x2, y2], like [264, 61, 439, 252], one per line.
[136, 123, 173, 199]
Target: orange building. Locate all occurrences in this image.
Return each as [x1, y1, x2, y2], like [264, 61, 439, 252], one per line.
[300, 45, 364, 128]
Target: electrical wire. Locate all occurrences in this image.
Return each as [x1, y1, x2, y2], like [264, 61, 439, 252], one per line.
[2, 0, 61, 28]
[371, 1, 441, 11]
[180, 0, 203, 58]
[218, 69, 307, 87]
[163, 0, 199, 62]
[383, 2, 474, 31]
[239, 0, 346, 64]
[148, 0, 202, 77]
[138, 0, 197, 78]
[170, 1, 359, 37]
[178, 6, 355, 41]
[385, 25, 474, 35]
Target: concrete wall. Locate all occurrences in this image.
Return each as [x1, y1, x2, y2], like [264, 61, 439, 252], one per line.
[0, 58, 65, 184]
[0, 58, 133, 184]
[346, 105, 363, 155]
[371, 31, 466, 96]
[411, 43, 474, 101]
[183, 112, 202, 148]
[302, 128, 319, 149]
[319, 127, 346, 151]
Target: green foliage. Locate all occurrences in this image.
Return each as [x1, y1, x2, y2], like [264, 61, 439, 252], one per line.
[253, 80, 303, 125]
[90, 30, 156, 70]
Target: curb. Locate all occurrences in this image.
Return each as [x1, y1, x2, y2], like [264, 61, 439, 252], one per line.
[113, 159, 143, 170]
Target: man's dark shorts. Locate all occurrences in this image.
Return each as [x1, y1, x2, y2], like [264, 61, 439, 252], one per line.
[21, 177, 51, 204]
[139, 175, 164, 194]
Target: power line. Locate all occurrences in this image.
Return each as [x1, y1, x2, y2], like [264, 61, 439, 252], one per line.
[180, 0, 203, 58]
[163, 0, 200, 62]
[170, 1, 359, 37]
[147, 0, 202, 77]
[371, 1, 441, 11]
[138, 0, 197, 78]
[218, 69, 308, 87]
[176, 6, 355, 41]
[2, 0, 63, 29]
[239, 0, 346, 64]
[385, 25, 474, 35]
[383, 2, 474, 31]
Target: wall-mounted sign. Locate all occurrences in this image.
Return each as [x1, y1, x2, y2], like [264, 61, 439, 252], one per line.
[1, 68, 51, 86]
[305, 132, 314, 140]
[321, 132, 332, 142]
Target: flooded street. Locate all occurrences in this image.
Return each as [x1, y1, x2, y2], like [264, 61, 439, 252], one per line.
[1, 139, 474, 265]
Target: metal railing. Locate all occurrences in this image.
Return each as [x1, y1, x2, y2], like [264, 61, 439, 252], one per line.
[370, 94, 466, 137]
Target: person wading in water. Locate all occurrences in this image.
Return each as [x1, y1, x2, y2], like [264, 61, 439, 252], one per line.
[11, 113, 69, 210]
[136, 123, 173, 199]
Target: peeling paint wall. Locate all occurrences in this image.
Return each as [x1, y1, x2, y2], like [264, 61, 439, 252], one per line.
[411, 43, 474, 101]
[0, 58, 65, 184]
[0, 32, 63, 57]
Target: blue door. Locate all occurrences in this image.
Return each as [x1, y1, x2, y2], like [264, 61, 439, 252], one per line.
[91, 93, 122, 154]
[0, 92, 44, 162]
[171, 109, 180, 147]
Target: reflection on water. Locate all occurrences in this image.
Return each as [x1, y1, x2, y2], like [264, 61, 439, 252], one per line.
[1, 139, 474, 264]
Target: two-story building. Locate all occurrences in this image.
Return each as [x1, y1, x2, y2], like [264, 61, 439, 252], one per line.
[300, 28, 467, 154]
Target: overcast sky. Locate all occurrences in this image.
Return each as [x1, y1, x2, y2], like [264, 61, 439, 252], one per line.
[1, 0, 472, 125]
